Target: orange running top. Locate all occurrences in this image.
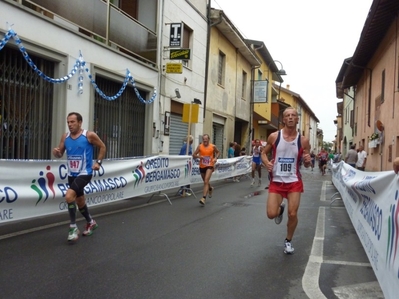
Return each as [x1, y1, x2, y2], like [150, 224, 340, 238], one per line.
[199, 143, 216, 168]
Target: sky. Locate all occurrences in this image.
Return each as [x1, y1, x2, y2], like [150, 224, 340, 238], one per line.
[211, 0, 374, 142]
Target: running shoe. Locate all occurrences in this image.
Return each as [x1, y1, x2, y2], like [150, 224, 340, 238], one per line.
[209, 187, 214, 198]
[274, 202, 285, 224]
[82, 220, 98, 236]
[284, 240, 295, 254]
[68, 227, 80, 242]
[185, 191, 192, 196]
[258, 179, 261, 187]
[199, 197, 206, 205]
[250, 179, 255, 186]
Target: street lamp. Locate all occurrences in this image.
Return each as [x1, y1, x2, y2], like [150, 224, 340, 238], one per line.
[273, 60, 287, 76]
[272, 60, 287, 100]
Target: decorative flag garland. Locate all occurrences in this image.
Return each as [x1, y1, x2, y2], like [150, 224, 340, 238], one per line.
[0, 27, 157, 104]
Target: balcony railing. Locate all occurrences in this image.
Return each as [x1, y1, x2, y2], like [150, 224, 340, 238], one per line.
[22, 0, 157, 65]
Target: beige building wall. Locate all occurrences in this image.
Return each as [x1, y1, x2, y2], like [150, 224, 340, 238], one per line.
[354, 20, 399, 171]
[205, 23, 257, 155]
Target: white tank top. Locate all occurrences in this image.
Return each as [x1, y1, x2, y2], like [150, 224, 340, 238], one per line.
[271, 130, 303, 183]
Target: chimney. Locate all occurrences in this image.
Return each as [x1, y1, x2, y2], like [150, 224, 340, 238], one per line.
[286, 84, 290, 89]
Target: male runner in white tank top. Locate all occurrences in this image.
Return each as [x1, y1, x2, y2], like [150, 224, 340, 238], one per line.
[261, 107, 311, 254]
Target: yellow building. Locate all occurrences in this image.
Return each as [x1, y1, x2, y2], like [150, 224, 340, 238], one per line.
[274, 84, 320, 152]
[245, 40, 287, 143]
[206, 9, 261, 156]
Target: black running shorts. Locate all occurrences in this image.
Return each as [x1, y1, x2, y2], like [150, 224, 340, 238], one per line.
[68, 175, 92, 197]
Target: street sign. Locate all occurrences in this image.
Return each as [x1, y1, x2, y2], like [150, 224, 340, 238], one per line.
[182, 103, 199, 123]
[170, 49, 191, 60]
[169, 23, 182, 47]
[253, 80, 268, 103]
[166, 63, 183, 74]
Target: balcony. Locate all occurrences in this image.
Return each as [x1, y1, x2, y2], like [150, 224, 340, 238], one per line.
[23, 0, 158, 65]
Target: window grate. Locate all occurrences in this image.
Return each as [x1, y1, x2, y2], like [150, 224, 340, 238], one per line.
[0, 46, 54, 159]
[94, 76, 146, 158]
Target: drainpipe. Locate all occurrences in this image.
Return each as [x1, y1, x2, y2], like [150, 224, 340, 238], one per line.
[203, 5, 222, 119]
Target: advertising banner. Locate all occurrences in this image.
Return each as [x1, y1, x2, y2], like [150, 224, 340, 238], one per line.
[332, 161, 399, 299]
[0, 155, 252, 223]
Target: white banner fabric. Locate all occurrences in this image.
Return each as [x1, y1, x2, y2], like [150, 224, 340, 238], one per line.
[331, 161, 399, 299]
[0, 155, 252, 223]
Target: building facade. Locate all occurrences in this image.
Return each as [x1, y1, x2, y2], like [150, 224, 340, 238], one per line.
[0, 0, 160, 159]
[336, 0, 399, 171]
[275, 84, 320, 152]
[206, 8, 260, 157]
[0, 0, 211, 159]
[157, 0, 208, 154]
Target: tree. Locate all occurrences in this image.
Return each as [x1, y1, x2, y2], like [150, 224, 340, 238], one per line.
[323, 141, 333, 152]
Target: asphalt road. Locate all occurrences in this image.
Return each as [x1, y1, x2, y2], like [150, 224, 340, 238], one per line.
[0, 167, 384, 299]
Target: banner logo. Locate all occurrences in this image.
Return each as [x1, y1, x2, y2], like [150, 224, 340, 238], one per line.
[132, 162, 146, 188]
[184, 160, 192, 177]
[30, 165, 56, 205]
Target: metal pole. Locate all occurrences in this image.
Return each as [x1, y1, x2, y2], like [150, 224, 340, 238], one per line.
[186, 103, 192, 155]
[182, 103, 193, 197]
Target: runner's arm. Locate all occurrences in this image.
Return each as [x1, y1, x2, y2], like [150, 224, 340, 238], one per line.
[53, 133, 67, 158]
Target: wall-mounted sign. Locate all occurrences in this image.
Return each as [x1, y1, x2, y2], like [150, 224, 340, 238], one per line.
[170, 49, 191, 60]
[169, 23, 182, 47]
[253, 80, 268, 103]
[165, 63, 183, 74]
[182, 103, 199, 123]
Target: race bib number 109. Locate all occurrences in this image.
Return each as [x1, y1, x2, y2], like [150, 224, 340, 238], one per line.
[276, 157, 295, 176]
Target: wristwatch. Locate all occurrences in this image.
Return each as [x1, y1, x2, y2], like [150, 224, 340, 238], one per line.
[96, 160, 102, 165]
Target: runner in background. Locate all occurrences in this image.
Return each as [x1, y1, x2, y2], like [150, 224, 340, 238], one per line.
[192, 134, 220, 206]
[250, 139, 263, 187]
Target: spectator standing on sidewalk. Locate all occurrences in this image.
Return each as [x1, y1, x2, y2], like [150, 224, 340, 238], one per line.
[345, 144, 358, 168]
[356, 145, 367, 171]
[228, 142, 235, 159]
[178, 135, 193, 196]
[261, 107, 311, 254]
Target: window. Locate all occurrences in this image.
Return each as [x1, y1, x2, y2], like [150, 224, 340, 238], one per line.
[242, 71, 247, 99]
[119, 0, 138, 19]
[182, 24, 193, 68]
[218, 51, 226, 86]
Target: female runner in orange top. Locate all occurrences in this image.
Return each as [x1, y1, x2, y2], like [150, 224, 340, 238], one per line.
[192, 133, 220, 205]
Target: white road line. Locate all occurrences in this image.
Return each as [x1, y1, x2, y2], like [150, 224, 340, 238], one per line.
[320, 181, 327, 201]
[323, 260, 371, 267]
[302, 206, 327, 299]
